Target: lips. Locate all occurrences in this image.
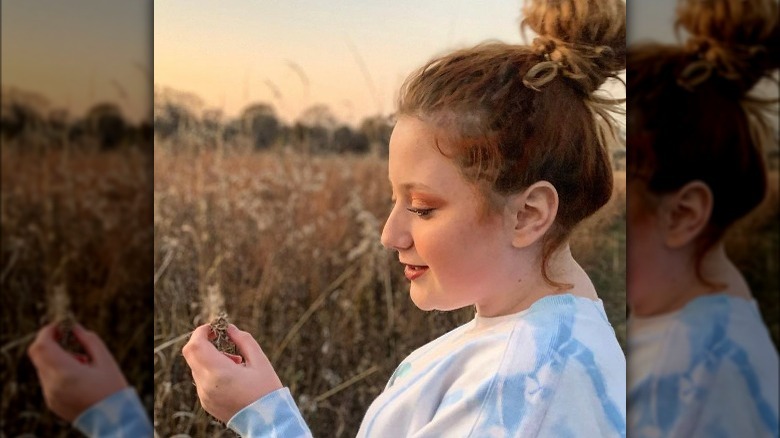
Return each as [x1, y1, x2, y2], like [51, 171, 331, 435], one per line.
[403, 263, 429, 281]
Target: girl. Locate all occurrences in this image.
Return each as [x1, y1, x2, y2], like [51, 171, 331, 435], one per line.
[626, 0, 779, 436]
[184, 0, 628, 436]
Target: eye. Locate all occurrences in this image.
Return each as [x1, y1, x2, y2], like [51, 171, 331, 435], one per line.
[407, 207, 434, 217]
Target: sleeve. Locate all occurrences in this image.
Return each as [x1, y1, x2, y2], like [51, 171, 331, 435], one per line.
[73, 387, 154, 438]
[227, 387, 313, 438]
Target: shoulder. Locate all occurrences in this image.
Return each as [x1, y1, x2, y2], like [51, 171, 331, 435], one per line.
[469, 294, 626, 436]
[634, 295, 777, 373]
[628, 295, 779, 437]
[363, 294, 626, 437]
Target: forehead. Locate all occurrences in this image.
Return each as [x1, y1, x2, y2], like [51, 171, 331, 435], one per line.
[387, 116, 463, 189]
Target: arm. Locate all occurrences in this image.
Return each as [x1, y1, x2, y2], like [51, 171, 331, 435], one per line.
[73, 387, 153, 437]
[227, 388, 312, 438]
[182, 324, 312, 437]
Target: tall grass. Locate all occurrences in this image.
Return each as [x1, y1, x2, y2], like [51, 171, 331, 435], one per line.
[0, 145, 154, 436]
[2, 142, 774, 437]
[152, 147, 628, 437]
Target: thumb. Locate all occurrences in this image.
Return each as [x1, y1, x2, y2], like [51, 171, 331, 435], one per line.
[226, 325, 264, 366]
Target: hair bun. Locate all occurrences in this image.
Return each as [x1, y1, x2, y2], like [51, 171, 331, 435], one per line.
[521, 0, 626, 93]
[676, 0, 778, 91]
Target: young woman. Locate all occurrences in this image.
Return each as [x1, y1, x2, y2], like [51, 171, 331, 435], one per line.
[626, 0, 779, 436]
[28, 0, 627, 436]
[184, 0, 627, 436]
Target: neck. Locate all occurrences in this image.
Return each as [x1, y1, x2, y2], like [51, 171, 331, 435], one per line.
[475, 243, 597, 317]
[630, 242, 752, 317]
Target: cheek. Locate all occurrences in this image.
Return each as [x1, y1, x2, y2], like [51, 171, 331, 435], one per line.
[417, 219, 501, 281]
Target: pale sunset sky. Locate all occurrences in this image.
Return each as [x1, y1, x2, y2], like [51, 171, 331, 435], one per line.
[155, 0, 626, 126]
[1, 0, 151, 123]
[155, 0, 523, 124]
[3, 1, 651, 126]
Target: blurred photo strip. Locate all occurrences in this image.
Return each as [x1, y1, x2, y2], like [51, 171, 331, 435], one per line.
[627, 0, 779, 436]
[1, 0, 153, 436]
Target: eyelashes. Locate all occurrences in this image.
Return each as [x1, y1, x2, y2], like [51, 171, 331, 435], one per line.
[390, 197, 436, 218]
[407, 208, 434, 218]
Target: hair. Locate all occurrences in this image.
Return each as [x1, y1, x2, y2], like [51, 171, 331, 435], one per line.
[627, 0, 778, 285]
[396, 0, 626, 289]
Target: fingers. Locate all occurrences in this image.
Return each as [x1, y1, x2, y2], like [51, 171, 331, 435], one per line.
[226, 325, 264, 366]
[28, 323, 79, 370]
[182, 324, 230, 370]
[188, 324, 214, 343]
[70, 323, 111, 365]
[223, 352, 244, 365]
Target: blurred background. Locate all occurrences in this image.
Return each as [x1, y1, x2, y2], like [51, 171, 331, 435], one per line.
[1, 1, 153, 436]
[628, 0, 779, 345]
[153, 1, 626, 437]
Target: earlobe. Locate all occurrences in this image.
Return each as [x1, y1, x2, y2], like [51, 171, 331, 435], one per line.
[510, 181, 559, 249]
[662, 181, 713, 248]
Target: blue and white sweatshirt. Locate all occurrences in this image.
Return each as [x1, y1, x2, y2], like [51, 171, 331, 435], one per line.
[628, 294, 779, 437]
[80, 293, 626, 437]
[229, 293, 626, 437]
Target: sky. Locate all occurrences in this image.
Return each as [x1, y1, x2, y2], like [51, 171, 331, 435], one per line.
[154, 0, 530, 124]
[2, 0, 686, 127]
[1, 0, 152, 123]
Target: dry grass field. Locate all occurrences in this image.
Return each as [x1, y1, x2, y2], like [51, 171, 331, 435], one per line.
[151, 146, 628, 437]
[1, 144, 776, 437]
[1, 146, 154, 437]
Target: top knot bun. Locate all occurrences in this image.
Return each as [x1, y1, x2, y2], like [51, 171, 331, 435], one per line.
[675, 0, 778, 91]
[521, 0, 626, 94]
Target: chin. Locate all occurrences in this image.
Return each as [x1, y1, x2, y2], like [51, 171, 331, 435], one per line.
[409, 286, 437, 311]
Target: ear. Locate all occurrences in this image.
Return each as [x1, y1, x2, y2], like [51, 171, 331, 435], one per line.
[507, 181, 559, 248]
[659, 180, 713, 248]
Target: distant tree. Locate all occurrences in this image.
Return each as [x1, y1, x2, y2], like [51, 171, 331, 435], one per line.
[292, 104, 340, 153]
[298, 104, 338, 131]
[201, 108, 224, 146]
[0, 101, 46, 142]
[333, 125, 370, 154]
[359, 115, 394, 157]
[154, 101, 197, 139]
[222, 119, 242, 145]
[153, 86, 203, 141]
[240, 103, 279, 150]
[47, 108, 70, 147]
[85, 102, 126, 150]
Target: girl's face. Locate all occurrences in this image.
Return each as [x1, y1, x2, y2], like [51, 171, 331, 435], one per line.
[381, 116, 518, 312]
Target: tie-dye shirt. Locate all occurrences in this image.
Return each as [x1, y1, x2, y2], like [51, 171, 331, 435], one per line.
[628, 294, 779, 437]
[228, 293, 626, 437]
[74, 387, 153, 437]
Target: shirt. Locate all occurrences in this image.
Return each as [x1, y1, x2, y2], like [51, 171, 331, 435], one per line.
[628, 294, 779, 437]
[73, 387, 153, 437]
[229, 293, 626, 437]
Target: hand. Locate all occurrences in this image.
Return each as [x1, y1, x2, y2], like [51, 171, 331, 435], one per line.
[27, 322, 129, 422]
[182, 324, 283, 423]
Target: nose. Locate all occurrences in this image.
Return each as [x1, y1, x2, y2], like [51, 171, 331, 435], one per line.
[381, 206, 413, 251]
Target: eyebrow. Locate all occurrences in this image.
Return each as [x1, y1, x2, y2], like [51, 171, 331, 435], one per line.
[388, 182, 436, 200]
[399, 182, 435, 193]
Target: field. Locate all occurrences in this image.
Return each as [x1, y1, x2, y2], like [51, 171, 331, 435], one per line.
[0, 146, 154, 437]
[151, 145, 628, 437]
[1, 144, 776, 437]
